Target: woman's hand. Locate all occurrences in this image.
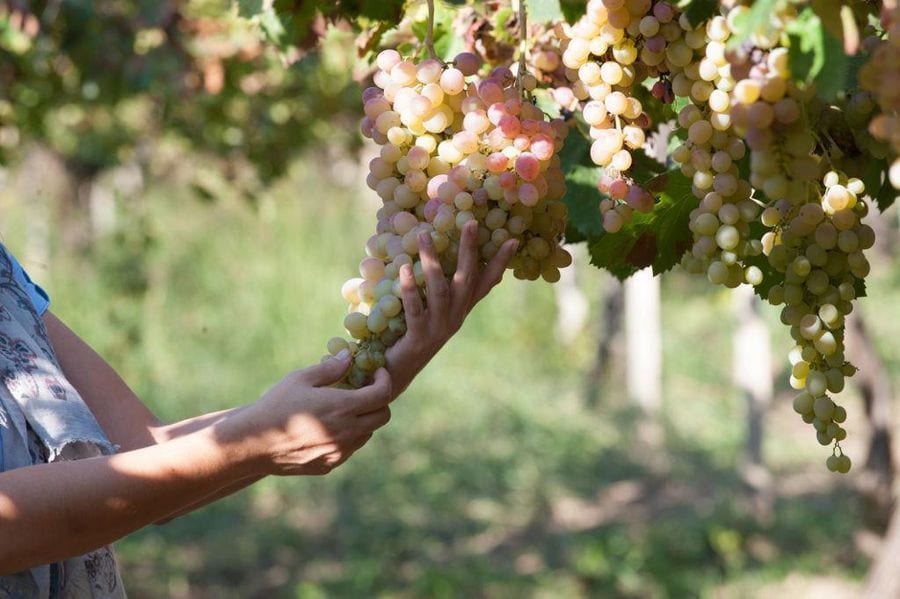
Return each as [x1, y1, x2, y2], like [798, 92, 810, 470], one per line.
[228, 352, 393, 476]
[386, 219, 518, 394]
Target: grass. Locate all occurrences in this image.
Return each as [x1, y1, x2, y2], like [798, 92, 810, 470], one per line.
[2, 154, 898, 598]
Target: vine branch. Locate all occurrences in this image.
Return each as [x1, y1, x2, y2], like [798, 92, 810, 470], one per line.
[516, 0, 528, 97]
[425, 0, 440, 61]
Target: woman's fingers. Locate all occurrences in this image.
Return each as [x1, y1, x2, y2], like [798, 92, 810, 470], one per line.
[292, 350, 352, 387]
[398, 263, 426, 337]
[418, 231, 450, 318]
[356, 406, 392, 433]
[472, 238, 518, 305]
[344, 367, 393, 416]
[451, 220, 480, 319]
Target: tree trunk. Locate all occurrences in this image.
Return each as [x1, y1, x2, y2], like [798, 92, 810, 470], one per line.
[845, 311, 895, 526]
[584, 277, 623, 408]
[553, 246, 589, 346]
[13, 145, 70, 266]
[732, 285, 774, 521]
[624, 268, 662, 444]
[864, 506, 900, 599]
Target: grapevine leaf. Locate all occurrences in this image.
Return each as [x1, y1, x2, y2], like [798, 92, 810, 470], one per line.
[679, 0, 719, 28]
[354, 0, 406, 23]
[586, 169, 697, 279]
[810, 0, 842, 42]
[671, 94, 691, 114]
[558, 0, 587, 24]
[726, 0, 777, 49]
[629, 146, 667, 183]
[410, 3, 461, 61]
[259, 9, 290, 47]
[643, 170, 697, 275]
[526, 0, 564, 24]
[872, 170, 897, 212]
[786, 8, 850, 102]
[855, 277, 867, 299]
[492, 7, 515, 44]
[237, 0, 264, 18]
[564, 163, 606, 239]
[533, 89, 562, 118]
[564, 223, 588, 244]
[558, 116, 594, 169]
[560, 124, 605, 240]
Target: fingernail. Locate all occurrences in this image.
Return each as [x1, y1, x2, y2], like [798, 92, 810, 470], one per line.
[335, 349, 351, 361]
[418, 232, 432, 246]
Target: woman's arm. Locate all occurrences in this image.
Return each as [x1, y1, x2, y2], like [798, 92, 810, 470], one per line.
[0, 356, 393, 574]
[43, 312, 163, 451]
[0, 421, 256, 574]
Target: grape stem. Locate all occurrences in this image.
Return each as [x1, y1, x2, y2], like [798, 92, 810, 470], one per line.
[424, 0, 444, 64]
[516, 0, 528, 98]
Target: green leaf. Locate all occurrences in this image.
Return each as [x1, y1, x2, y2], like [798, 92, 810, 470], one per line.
[786, 8, 851, 102]
[356, 0, 406, 22]
[727, 0, 777, 48]
[259, 9, 289, 47]
[526, 0, 564, 24]
[560, 124, 604, 240]
[679, 0, 719, 28]
[533, 89, 562, 119]
[410, 2, 461, 61]
[810, 0, 842, 41]
[559, 0, 587, 24]
[236, 0, 264, 18]
[564, 162, 606, 239]
[492, 7, 515, 44]
[587, 169, 697, 279]
[629, 146, 667, 183]
[872, 170, 897, 212]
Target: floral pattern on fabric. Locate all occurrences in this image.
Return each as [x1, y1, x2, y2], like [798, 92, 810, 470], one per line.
[0, 245, 125, 599]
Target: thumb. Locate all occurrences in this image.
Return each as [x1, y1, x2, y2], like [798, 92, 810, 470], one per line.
[299, 349, 353, 387]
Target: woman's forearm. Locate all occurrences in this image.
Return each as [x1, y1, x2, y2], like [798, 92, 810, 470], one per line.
[153, 473, 265, 524]
[0, 421, 262, 575]
[149, 406, 247, 444]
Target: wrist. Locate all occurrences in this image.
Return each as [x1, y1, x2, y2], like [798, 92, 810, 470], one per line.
[209, 409, 274, 477]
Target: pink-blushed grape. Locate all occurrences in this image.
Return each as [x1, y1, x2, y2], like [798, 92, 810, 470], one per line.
[519, 183, 539, 206]
[486, 152, 509, 173]
[515, 153, 541, 181]
[530, 134, 555, 160]
[609, 178, 628, 200]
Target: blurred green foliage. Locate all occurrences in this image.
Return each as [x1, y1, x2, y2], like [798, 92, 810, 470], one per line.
[0, 1, 363, 180]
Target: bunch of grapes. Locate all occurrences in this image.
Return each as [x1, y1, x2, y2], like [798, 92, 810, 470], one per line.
[663, 13, 761, 287]
[767, 171, 875, 472]
[330, 49, 571, 387]
[560, 0, 663, 233]
[859, 0, 900, 188]
[672, 3, 881, 470]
